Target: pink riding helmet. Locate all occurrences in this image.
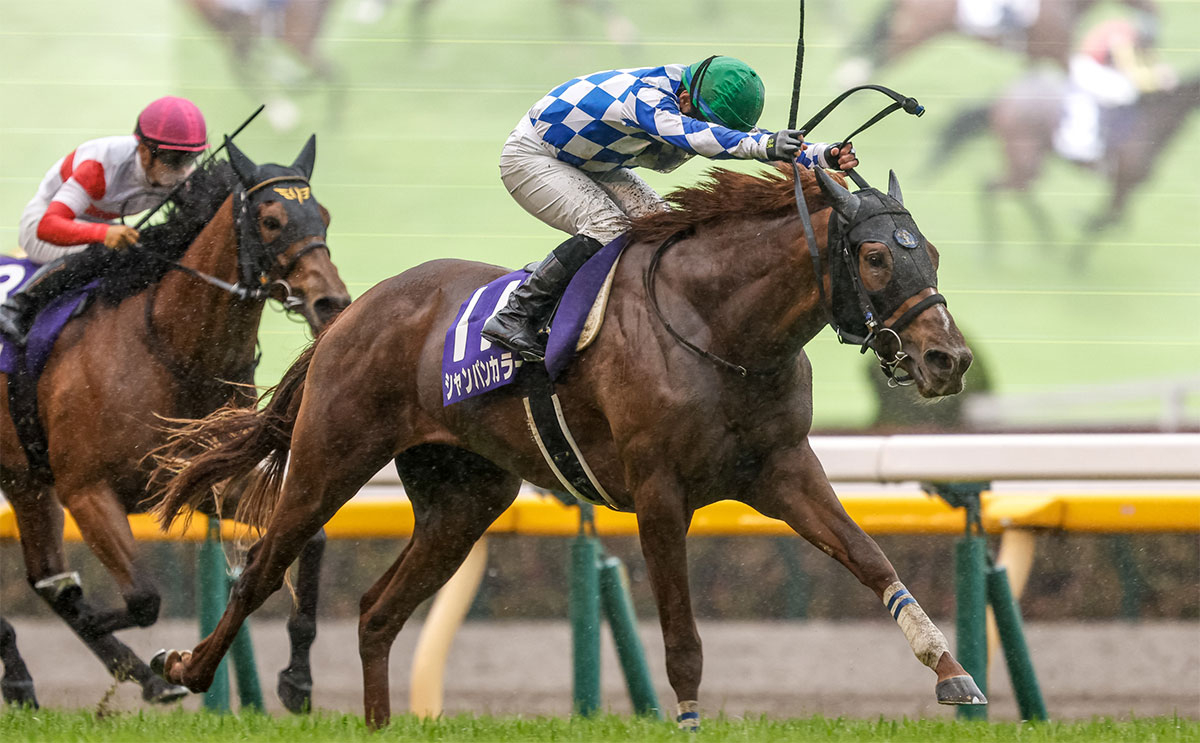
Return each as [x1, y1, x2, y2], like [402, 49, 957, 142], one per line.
[135, 96, 209, 152]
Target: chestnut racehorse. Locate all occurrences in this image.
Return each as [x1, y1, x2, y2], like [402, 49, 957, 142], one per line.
[0, 138, 349, 709]
[153, 165, 981, 727]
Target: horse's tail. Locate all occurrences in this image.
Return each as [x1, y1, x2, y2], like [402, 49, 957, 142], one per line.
[927, 104, 992, 173]
[152, 342, 318, 531]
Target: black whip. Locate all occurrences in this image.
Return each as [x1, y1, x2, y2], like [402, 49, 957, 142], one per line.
[787, 0, 805, 130]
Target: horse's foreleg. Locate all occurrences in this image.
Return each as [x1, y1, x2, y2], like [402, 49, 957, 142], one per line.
[10, 487, 185, 703]
[748, 444, 986, 706]
[632, 474, 701, 730]
[277, 527, 325, 714]
[61, 486, 161, 636]
[0, 618, 37, 708]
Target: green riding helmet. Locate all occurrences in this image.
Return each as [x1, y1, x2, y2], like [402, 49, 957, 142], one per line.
[682, 56, 765, 132]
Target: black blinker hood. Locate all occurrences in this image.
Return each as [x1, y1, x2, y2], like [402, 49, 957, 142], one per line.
[826, 186, 940, 344]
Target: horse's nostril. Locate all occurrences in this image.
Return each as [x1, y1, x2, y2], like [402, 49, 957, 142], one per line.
[923, 349, 954, 376]
[313, 296, 349, 325]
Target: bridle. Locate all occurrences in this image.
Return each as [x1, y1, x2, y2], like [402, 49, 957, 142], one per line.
[645, 85, 938, 385]
[138, 171, 331, 378]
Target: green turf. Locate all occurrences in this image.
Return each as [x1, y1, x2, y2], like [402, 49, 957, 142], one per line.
[1, 0, 1197, 427]
[2, 709, 1197, 743]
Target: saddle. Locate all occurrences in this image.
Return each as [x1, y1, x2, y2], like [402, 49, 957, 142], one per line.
[441, 235, 627, 406]
[1, 255, 99, 483]
[441, 236, 629, 510]
[0, 256, 96, 377]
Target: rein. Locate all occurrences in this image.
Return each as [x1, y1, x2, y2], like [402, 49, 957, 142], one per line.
[644, 85, 929, 382]
[136, 173, 329, 377]
[644, 230, 752, 378]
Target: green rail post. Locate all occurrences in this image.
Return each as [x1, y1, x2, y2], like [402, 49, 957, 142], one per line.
[987, 564, 1047, 721]
[569, 502, 602, 716]
[955, 533, 989, 721]
[198, 519, 231, 712]
[598, 555, 661, 717]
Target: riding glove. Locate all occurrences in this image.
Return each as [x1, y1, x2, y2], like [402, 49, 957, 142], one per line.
[764, 129, 805, 161]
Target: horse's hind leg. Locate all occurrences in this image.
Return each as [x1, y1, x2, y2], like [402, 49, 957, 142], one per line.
[357, 446, 520, 729]
[747, 443, 987, 706]
[276, 528, 325, 714]
[0, 618, 37, 708]
[162, 419, 398, 695]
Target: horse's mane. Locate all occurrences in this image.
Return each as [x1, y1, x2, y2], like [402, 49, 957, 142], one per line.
[628, 164, 846, 244]
[95, 159, 239, 303]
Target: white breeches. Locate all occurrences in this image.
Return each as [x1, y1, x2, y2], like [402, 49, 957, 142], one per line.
[499, 121, 668, 245]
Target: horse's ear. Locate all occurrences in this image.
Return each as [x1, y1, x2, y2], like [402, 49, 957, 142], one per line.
[226, 137, 258, 189]
[814, 167, 860, 218]
[887, 169, 904, 206]
[292, 134, 316, 179]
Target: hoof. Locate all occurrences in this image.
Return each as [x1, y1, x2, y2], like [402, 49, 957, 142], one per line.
[142, 676, 189, 704]
[936, 674, 988, 705]
[1, 678, 39, 709]
[277, 665, 313, 714]
[150, 649, 168, 678]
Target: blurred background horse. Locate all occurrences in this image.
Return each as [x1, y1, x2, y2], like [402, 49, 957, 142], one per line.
[935, 70, 1199, 264]
[839, 0, 1158, 84]
[184, 0, 341, 131]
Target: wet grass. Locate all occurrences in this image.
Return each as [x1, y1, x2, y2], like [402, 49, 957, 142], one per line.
[2, 709, 1197, 742]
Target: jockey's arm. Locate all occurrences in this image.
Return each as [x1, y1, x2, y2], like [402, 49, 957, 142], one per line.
[633, 91, 845, 169]
[1110, 41, 1174, 93]
[37, 161, 138, 250]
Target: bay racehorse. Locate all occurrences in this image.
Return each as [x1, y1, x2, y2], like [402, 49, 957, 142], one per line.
[936, 70, 1200, 261]
[151, 164, 981, 728]
[839, 0, 1157, 84]
[0, 137, 349, 709]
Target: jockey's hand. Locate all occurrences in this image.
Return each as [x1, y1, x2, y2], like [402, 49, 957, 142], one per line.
[104, 224, 140, 250]
[830, 141, 859, 171]
[765, 129, 806, 161]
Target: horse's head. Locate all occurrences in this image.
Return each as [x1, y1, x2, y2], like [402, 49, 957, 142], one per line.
[226, 135, 350, 331]
[815, 168, 972, 397]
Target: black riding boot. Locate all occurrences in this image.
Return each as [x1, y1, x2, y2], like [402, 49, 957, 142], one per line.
[481, 233, 604, 361]
[0, 247, 111, 345]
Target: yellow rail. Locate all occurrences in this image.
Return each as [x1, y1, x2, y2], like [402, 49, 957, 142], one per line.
[1, 490, 1197, 542]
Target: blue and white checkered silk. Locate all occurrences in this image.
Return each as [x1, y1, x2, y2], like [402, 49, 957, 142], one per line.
[523, 64, 826, 174]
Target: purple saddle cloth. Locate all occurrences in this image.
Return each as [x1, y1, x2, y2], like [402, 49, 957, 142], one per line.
[0, 256, 95, 378]
[441, 235, 626, 406]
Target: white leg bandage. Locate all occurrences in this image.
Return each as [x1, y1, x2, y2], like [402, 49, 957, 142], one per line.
[883, 581, 949, 669]
[676, 700, 700, 730]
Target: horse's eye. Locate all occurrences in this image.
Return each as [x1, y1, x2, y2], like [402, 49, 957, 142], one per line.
[867, 253, 885, 268]
[263, 216, 282, 231]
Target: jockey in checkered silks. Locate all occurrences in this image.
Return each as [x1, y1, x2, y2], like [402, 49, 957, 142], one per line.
[482, 56, 861, 361]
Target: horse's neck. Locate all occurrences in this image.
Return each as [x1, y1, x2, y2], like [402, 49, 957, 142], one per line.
[150, 197, 264, 375]
[655, 213, 830, 369]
